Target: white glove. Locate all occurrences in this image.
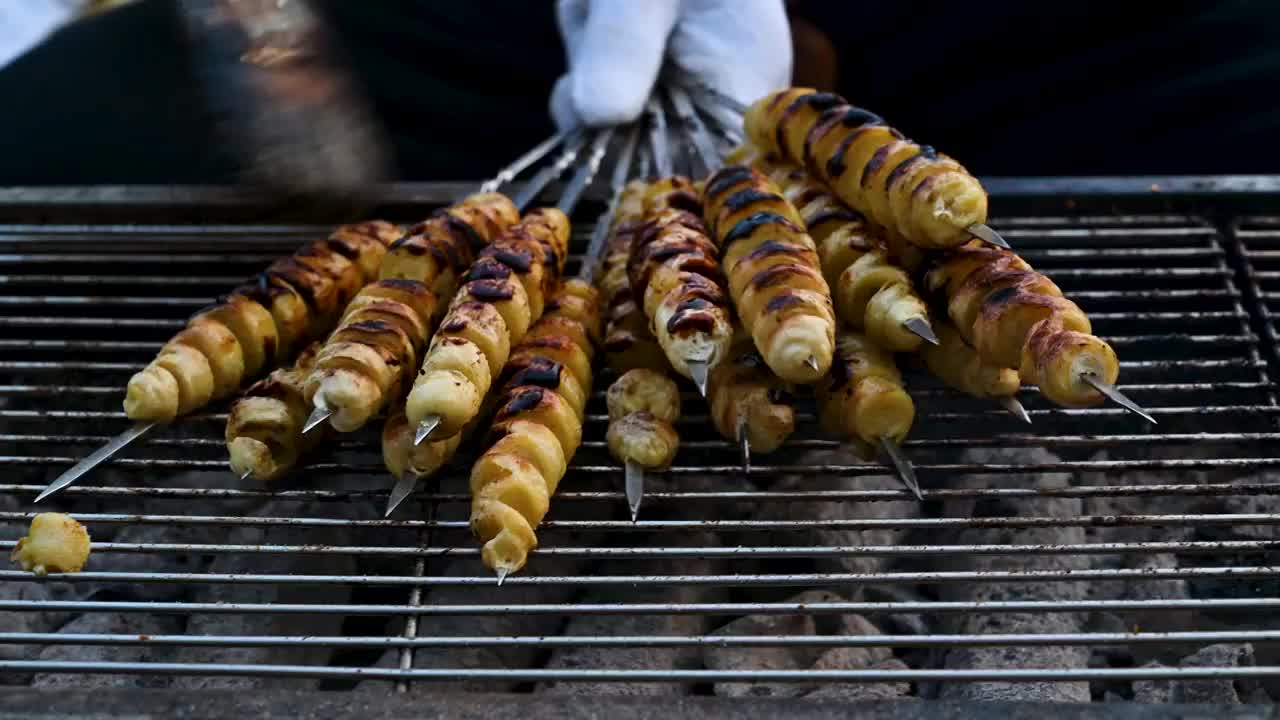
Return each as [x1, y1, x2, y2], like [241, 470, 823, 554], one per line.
[550, 0, 792, 130]
[0, 1, 86, 70]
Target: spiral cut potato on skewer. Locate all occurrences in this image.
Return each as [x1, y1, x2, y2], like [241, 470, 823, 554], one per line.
[752, 161, 934, 352]
[226, 342, 326, 482]
[605, 368, 681, 471]
[124, 221, 400, 423]
[628, 177, 734, 381]
[406, 208, 571, 440]
[924, 241, 1119, 406]
[470, 279, 602, 576]
[921, 322, 1022, 401]
[383, 405, 465, 482]
[701, 165, 836, 384]
[745, 88, 988, 250]
[816, 330, 915, 460]
[600, 181, 668, 373]
[708, 333, 796, 454]
[304, 193, 520, 432]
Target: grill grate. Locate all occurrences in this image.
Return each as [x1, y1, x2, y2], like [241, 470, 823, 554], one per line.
[1, 184, 1279, 702]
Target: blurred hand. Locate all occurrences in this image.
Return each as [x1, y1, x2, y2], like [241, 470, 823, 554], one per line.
[0, 1, 85, 70]
[550, 0, 792, 130]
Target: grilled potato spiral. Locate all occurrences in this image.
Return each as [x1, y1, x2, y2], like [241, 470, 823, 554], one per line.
[600, 181, 669, 373]
[628, 179, 733, 380]
[407, 209, 571, 440]
[708, 334, 796, 454]
[925, 241, 1119, 406]
[816, 331, 915, 459]
[702, 165, 836, 383]
[745, 88, 988, 250]
[605, 368, 680, 470]
[305, 194, 520, 433]
[226, 342, 325, 482]
[756, 163, 933, 352]
[920, 322, 1021, 400]
[124, 221, 399, 423]
[470, 281, 601, 576]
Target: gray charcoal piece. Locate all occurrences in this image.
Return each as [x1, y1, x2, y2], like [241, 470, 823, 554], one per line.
[168, 501, 359, 691]
[537, 537, 729, 697]
[703, 589, 843, 699]
[937, 447, 1092, 705]
[1173, 643, 1255, 705]
[0, 582, 79, 686]
[31, 611, 183, 691]
[802, 658, 914, 701]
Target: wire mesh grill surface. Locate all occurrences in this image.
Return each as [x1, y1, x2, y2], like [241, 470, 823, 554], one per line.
[1, 188, 1279, 701]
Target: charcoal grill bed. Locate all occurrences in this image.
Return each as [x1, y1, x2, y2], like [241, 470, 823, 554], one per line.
[1, 176, 1278, 716]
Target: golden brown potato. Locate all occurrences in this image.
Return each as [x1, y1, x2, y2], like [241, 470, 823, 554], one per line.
[11, 513, 90, 575]
[745, 88, 987, 250]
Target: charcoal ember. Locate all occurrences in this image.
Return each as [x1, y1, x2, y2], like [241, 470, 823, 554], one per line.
[537, 533, 729, 697]
[803, 657, 914, 701]
[703, 589, 873, 699]
[168, 500, 359, 691]
[1134, 644, 1257, 705]
[360, 476, 597, 696]
[0, 582, 80, 686]
[936, 447, 1092, 704]
[89, 523, 224, 602]
[764, 445, 918, 590]
[31, 611, 183, 690]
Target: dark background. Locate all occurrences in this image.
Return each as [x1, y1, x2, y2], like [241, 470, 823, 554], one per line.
[0, 0, 1277, 184]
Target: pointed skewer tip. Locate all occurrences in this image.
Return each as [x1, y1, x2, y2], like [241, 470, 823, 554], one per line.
[903, 316, 940, 346]
[1082, 373, 1158, 425]
[413, 415, 442, 446]
[239, 469, 253, 482]
[37, 420, 156, 502]
[687, 360, 709, 398]
[385, 473, 420, 517]
[879, 437, 923, 501]
[1000, 396, 1033, 425]
[735, 416, 751, 476]
[495, 567, 510, 586]
[302, 403, 332, 434]
[624, 458, 645, 522]
[967, 222, 1011, 250]
[804, 355, 820, 372]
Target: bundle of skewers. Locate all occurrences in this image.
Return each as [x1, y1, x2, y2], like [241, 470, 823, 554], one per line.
[38, 80, 1153, 582]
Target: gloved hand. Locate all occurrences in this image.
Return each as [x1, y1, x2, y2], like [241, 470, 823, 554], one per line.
[550, 0, 792, 131]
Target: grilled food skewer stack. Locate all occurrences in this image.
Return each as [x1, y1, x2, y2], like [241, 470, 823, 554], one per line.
[467, 127, 641, 578]
[381, 130, 619, 515]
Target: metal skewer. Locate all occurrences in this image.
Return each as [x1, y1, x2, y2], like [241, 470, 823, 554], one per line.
[804, 356, 821, 372]
[736, 414, 751, 476]
[967, 222, 1013, 250]
[385, 471, 421, 518]
[35, 420, 154, 502]
[410, 129, 610, 447]
[903, 316, 940, 346]
[239, 469, 253, 482]
[687, 360, 710, 398]
[388, 126, 640, 522]
[1083, 372, 1157, 424]
[304, 136, 592, 438]
[624, 459, 645, 523]
[879, 436, 924, 501]
[1000, 396, 1033, 424]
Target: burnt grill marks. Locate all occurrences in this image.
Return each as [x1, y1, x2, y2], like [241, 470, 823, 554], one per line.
[885, 146, 937, 191]
[492, 247, 534, 274]
[505, 356, 564, 390]
[468, 258, 514, 282]
[442, 213, 487, 254]
[722, 212, 803, 249]
[499, 387, 547, 417]
[775, 92, 842, 156]
[704, 166, 756, 201]
[861, 144, 895, 188]
[724, 188, 783, 214]
[467, 279, 516, 302]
